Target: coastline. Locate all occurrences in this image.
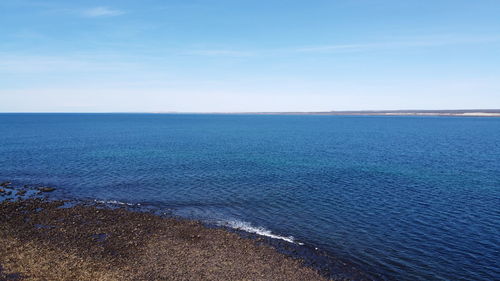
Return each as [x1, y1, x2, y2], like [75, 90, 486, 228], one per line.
[220, 110, 500, 117]
[0, 183, 363, 281]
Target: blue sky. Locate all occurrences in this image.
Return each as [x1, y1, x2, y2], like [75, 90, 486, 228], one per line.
[1, 0, 499, 112]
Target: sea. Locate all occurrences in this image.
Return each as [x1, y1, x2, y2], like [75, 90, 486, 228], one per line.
[0, 113, 498, 281]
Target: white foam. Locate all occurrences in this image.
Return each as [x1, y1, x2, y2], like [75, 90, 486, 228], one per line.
[94, 200, 139, 206]
[216, 220, 304, 245]
[91, 201, 301, 245]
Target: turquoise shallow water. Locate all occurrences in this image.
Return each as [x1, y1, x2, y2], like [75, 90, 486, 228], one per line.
[0, 113, 499, 280]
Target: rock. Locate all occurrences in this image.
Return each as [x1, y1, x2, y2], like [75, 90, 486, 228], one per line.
[38, 187, 56, 192]
[0, 181, 11, 187]
[16, 190, 27, 196]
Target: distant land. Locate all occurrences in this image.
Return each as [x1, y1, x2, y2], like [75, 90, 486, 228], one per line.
[207, 109, 500, 117]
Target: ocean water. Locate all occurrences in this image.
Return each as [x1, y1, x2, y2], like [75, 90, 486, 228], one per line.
[0, 113, 499, 280]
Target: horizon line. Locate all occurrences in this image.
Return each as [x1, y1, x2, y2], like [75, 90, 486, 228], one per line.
[1, 109, 500, 114]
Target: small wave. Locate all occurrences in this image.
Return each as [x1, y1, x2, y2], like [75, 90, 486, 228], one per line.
[94, 200, 140, 206]
[216, 220, 304, 245]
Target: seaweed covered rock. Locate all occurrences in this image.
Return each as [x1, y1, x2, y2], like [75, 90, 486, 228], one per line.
[37, 187, 56, 193]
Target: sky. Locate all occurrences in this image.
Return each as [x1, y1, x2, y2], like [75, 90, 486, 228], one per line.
[1, 0, 500, 112]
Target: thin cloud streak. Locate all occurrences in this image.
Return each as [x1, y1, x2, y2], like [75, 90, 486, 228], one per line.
[0, 54, 136, 73]
[187, 35, 500, 57]
[294, 36, 500, 53]
[183, 50, 255, 57]
[81, 7, 125, 18]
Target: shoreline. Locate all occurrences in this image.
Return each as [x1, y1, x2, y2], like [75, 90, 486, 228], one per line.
[218, 110, 500, 117]
[0, 183, 369, 281]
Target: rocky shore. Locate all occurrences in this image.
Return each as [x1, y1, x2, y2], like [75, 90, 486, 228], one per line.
[0, 183, 330, 281]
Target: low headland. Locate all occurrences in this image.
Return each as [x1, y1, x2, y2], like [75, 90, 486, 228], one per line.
[0, 182, 356, 281]
[231, 109, 500, 117]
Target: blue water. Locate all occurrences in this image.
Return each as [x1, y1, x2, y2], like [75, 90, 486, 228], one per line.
[0, 113, 499, 280]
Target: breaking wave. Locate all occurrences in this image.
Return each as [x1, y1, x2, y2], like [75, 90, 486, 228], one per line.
[94, 200, 140, 206]
[216, 219, 304, 245]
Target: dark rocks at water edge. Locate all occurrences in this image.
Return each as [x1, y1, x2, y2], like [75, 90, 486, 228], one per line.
[0, 182, 58, 199]
[37, 187, 56, 192]
[0, 199, 331, 281]
[15, 190, 27, 196]
[0, 189, 12, 196]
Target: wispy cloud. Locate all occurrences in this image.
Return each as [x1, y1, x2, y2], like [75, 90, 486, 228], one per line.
[185, 35, 500, 57]
[293, 42, 402, 53]
[184, 50, 255, 57]
[293, 36, 500, 53]
[81, 7, 125, 18]
[0, 54, 134, 73]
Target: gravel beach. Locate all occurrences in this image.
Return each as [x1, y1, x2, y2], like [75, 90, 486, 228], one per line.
[0, 196, 329, 281]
